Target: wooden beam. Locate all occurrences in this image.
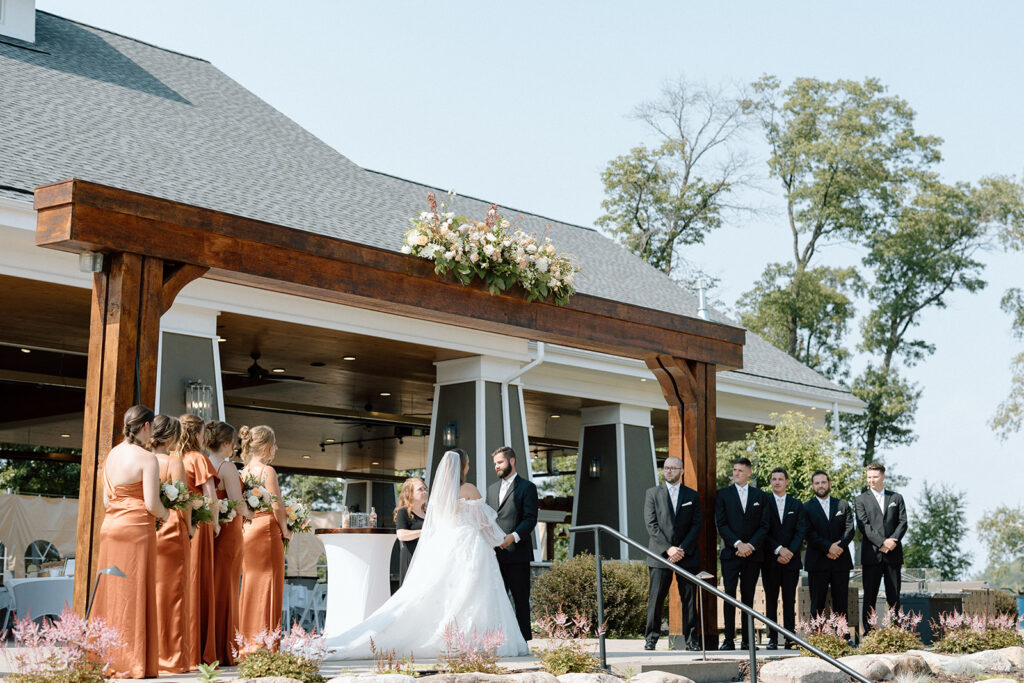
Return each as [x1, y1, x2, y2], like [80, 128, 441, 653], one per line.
[647, 356, 719, 649]
[34, 179, 744, 368]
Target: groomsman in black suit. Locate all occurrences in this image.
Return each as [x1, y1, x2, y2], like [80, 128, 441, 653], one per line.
[642, 456, 701, 651]
[487, 445, 539, 642]
[854, 462, 908, 634]
[803, 470, 854, 626]
[715, 457, 769, 650]
[763, 467, 806, 650]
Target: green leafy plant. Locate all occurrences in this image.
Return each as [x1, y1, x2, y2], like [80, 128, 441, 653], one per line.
[532, 610, 604, 675]
[933, 610, 1024, 653]
[437, 621, 504, 674]
[233, 625, 326, 683]
[369, 638, 417, 676]
[858, 607, 924, 654]
[404, 192, 578, 305]
[796, 612, 854, 659]
[196, 661, 221, 683]
[531, 552, 648, 637]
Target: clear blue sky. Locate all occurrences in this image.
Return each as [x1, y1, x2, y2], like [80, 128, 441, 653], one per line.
[37, 0, 1024, 575]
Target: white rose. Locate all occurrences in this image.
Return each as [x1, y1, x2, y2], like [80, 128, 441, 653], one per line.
[162, 483, 178, 501]
[247, 495, 260, 508]
[406, 231, 421, 247]
[526, 244, 537, 254]
[400, 245, 411, 254]
[191, 497, 204, 509]
[482, 244, 495, 257]
[535, 257, 550, 273]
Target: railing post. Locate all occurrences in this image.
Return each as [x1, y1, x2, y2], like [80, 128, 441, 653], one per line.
[747, 612, 757, 683]
[593, 529, 607, 670]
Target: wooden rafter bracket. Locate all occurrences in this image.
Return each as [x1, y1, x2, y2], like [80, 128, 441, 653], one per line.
[645, 354, 699, 407]
[33, 179, 744, 368]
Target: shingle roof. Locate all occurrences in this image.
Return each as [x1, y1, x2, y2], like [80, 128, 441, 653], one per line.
[0, 11, 857, 404]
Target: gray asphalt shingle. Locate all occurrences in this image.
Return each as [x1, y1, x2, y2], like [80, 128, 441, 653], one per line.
[0, 11, 855, 402]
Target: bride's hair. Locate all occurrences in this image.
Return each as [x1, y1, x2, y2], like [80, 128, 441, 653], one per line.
[447, 448, 469, 484]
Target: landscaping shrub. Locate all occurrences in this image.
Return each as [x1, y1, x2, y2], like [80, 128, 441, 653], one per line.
[531, 552, 648, 638]
[858, 607, 924, 654]
[796, 612, 854, 659]
[5, 607, 123, 683]
[233, 625, 326, 683]
[933, 609, 1024, 653]
[437, 621, 504, 674]
[532, 610, 603, 675]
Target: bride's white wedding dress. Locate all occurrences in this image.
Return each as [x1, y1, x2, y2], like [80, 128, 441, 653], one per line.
[323, 452, 530, 660]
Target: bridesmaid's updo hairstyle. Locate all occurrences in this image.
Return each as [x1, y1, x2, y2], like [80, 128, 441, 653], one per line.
[176, 414, 206, 456]
[148, 414, 181, 451]
[204, 420, 237, 454]
[239, 425, 276, 463]
[123, 405, 154, 446]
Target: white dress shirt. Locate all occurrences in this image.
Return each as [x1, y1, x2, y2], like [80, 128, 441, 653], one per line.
[500, 473, 520, 542]
[668, 482, 679, 511]
[872, 488, 886, 512]
[774, 493, 786, 554]
[733, 483, 752, 549]
[819, 495, 831, 518]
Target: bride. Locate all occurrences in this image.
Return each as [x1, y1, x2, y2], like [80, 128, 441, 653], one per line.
[323, 449, 530, 659]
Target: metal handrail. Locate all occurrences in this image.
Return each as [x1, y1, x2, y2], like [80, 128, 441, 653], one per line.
[569, 524, 870, 683]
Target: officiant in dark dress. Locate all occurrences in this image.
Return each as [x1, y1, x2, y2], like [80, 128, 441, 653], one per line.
[487, 445, 539, 642]
[394, 477, 428, 585]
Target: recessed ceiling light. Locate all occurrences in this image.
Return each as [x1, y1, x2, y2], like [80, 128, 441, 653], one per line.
[324, 439, 336, 443]
[810, 407, 817, 410]
[271, 367, 286, 373]
[640, 378, 647, 382]
[302, 454, 311, 459]
[310, 361, 326, 367]
[343, 356, 356, 361]
[379, 392, 391, 397]
[20, 348, 31, 354]
[216, 337, 227, 343]
[371, 461, 380, 466]
[60, 433, 71, 438]
[550, 414, 561, 419]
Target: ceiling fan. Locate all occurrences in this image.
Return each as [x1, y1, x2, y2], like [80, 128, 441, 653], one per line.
[222, 351, 314, 390]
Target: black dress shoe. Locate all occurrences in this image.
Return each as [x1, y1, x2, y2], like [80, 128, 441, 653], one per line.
[719, 640, 735, 650]
[766, 641, 778, 650]
[686, 642, 701, 651]
[739, 641, 754, 650]
[644, 637, 657, 651]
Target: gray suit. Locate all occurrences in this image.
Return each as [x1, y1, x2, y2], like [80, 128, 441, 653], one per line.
[643, 483, 701, 646]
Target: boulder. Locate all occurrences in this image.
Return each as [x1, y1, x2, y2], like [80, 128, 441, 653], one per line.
[628, 672, 695, 683]
[758, 657, 848, 683]
[962, 649, 1014, 673]
[875, 653, 929, 677]
[995, 645, 1024, 670]
[937, 657, 983, 678]
[503, 674, 561, 683]
[836, 655, 892, 681]
[327, 676, 418, 683]
[556, 674, 622, 683]
[904, 649, 954, 674]
[234, 679, 304, 683]
[419, 675, 509, 683]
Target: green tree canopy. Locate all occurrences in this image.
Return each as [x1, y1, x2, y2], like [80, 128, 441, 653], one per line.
[977, 504, 1024, 592]
[277, 473, 345, 511]
[903, 481, 972, 580]
[0, 459, 81, 497]
[596, 77, 750, 285]
[718, 411, 863, 502]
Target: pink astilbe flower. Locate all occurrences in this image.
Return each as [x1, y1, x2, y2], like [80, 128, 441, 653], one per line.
[4, 606, 124, 677]
[280, 622, 327, 664]
[867, 606, 922, 632]
[438, 620, 505, 673]
[797, 611, 851, 639]
[232, 627, 282, 659]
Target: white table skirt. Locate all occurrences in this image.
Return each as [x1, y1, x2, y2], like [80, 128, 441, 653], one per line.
[317, 529, 397, 637]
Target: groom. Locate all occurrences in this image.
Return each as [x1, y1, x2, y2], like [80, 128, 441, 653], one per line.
[487, 445, 539, 642]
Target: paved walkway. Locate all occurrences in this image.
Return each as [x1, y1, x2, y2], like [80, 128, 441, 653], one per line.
[1, 638, 798, 681]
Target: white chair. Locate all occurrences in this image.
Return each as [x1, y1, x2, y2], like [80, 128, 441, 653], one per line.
[283, 583, 309, 631]
[10, 579, 73, 623]
[299, 582, 327, 632]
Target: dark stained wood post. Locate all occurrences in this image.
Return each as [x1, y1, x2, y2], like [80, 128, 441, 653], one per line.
[73, 253, 205, 614]
[647, 355, 719, 649]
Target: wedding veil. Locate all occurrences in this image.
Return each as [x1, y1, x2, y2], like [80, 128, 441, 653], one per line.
[419, 449, 462, 541]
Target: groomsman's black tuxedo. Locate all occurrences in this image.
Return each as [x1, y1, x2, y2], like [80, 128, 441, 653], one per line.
[802, 496, 854, 621]
[487, 473, 538, 641]
[715, 483, 769, 646]
[854, 488, 908, 632]
[643, 482, 701, 648]
[763, 494, 806, 647]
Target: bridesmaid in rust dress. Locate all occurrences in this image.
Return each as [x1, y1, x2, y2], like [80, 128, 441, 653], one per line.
[238, 425, 291, 648]
[207, 420, 251, 665]
[92, 405, 169, 679]
[179, 414, 220, 667]
[150, 415, 192, 674]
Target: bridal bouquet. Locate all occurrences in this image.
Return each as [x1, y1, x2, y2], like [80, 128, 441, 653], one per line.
[284, 498, 312, 535]
[217, 498, 244, 524]
[157, 480, 199, 529]
[190, 495, 215, 527]
[403, 192, 578, 306]
[242, 473, 275, 513]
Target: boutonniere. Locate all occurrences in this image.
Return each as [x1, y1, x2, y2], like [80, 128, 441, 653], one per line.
[752, 501, 761, 506]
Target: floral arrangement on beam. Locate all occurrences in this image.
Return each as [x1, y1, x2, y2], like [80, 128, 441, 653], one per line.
[403, 192, 579, 306]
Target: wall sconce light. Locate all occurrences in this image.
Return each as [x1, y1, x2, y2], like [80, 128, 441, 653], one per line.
[185, 379, 213, 421]
[442, 420, 459, 448]
[588, 455, 602, 479]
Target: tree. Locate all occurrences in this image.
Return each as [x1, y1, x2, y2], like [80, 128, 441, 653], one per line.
[738, 76, 940, 379]
[717, 411, 864, 502]
[903, 481, 972, 580]
[991, 176, 1024, 438]
[277, 473, 345, 511]
[0, 458, 81, 497]
[596, 77, 750, 284]
[847, 176, 1024, 463]
[840, 366, 920, 461]
[737, 263, 861, 379]
[977, 504, 1024, 591]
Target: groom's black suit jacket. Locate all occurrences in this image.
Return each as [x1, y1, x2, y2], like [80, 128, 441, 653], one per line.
[487, 474, 538, 564]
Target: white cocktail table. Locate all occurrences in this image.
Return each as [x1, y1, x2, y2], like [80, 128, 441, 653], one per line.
[315, 528, 397, 637]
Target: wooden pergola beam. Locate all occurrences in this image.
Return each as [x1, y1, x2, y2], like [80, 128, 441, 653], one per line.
[34, 179, 744, 367]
